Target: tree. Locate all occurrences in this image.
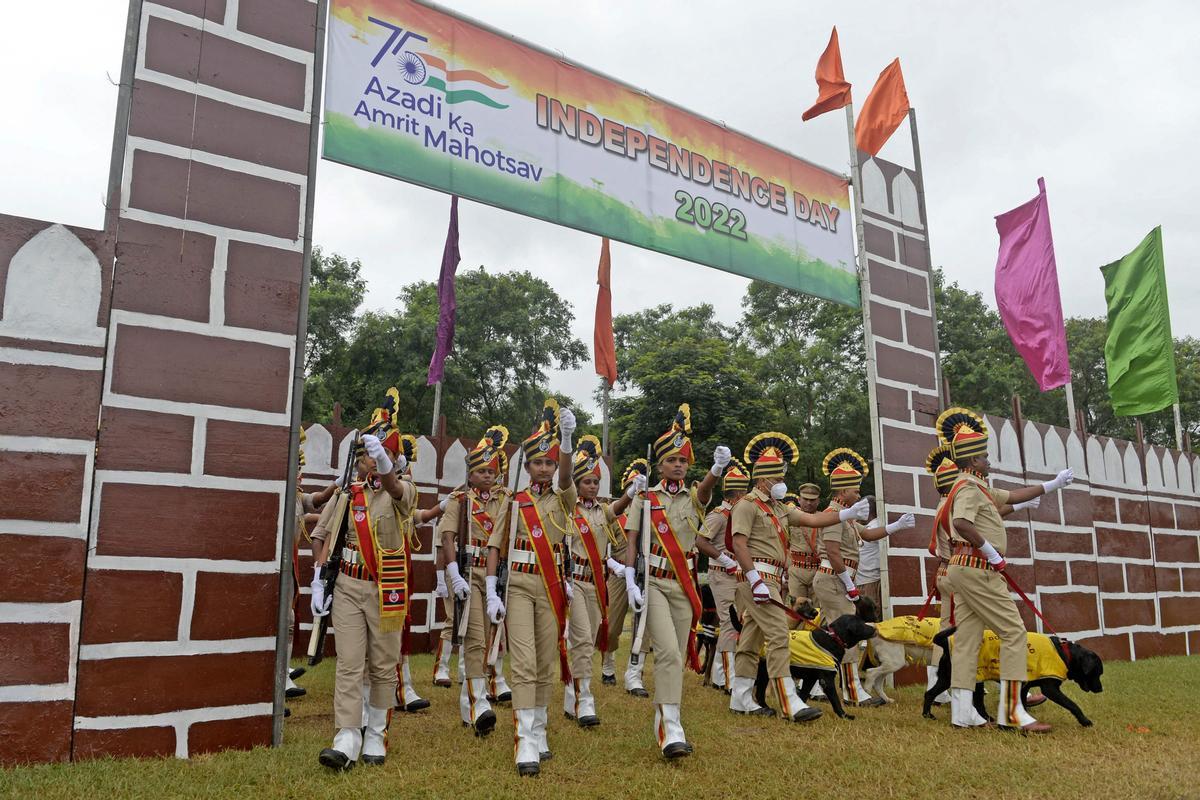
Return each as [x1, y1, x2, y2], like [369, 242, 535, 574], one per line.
[305, 248, 366, 375]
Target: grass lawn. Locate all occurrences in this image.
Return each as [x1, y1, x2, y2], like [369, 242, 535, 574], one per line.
[3, 647, 1198, 800]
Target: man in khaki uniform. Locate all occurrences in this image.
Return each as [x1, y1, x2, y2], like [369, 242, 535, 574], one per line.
[600, 460, 649, 689]
[786, 483, 824, 607]
[729, 433, 866, 721]
[310, 394, 431, 771]
[699, 457, 750, 693]
[563, 436, 635, 726]
[938, 408, 1071, 731]
[438, 425, 512, 736]
[486, 400, 577, 777]
[624, 404, 731, 759]
[812, 448, 913, 706]
[432, 545, 457, 687]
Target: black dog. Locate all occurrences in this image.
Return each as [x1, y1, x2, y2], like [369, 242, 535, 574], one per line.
[697, 584, 720, 686]
[730, 601, 877, 720]
[923, 626, 1103, 726]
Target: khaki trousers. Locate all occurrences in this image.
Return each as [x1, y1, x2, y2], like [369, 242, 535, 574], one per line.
[709, 569, 739, 655]
[948, 565, 1027, 688]
[605, 571, 628, 653]
[646, 576, 693, 705]
[439, 592, 454, 645]
[937, 570, 956, 631]
[463, 567, 491, 679]
[733, 580, 790, 680]
[788, 566, 816, 605]
[567, 579, 603, 677]
[813, 572, 856, 665]
[331, 573, 401, 728]
[506, 571, 560, 709]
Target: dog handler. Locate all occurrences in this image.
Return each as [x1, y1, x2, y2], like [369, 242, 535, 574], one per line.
[699, 457, 750, 692]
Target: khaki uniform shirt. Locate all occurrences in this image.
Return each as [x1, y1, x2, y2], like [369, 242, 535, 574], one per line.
[949, 474, 1011, 553]
[730, 488, 793, 562]
[789, 520, 820, 557]
[311, 479, 418, 554]
[487, 482, 578, 549]
[437, 486, 512, 568]
[933, 494, 952, 560]
[701, 502, 732, 553]
[571, 499, 616, 563]
[624, 482, 704, 552]
[819, 498, 863, 563]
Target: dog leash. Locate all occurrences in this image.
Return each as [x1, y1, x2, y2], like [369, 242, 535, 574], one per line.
[999, 568, 1058, 635]
[915, 585, 940, 621]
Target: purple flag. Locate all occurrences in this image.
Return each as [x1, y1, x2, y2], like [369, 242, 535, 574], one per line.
[427, 196, 460, 385]
[994, 178, 1070, 392]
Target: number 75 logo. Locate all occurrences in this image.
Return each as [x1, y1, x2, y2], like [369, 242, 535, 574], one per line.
[367, 17, 428, 68]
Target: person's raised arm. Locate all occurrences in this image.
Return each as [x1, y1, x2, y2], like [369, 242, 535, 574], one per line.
[697, 445, 730, 506]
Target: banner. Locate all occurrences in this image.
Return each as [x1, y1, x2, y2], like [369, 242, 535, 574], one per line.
[324, 0, 860, 306]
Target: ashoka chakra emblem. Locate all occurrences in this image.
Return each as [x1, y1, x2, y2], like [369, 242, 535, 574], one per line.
[398, 52, 427, 85]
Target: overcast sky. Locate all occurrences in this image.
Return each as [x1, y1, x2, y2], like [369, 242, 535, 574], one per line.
[3, 1, 1197, 420]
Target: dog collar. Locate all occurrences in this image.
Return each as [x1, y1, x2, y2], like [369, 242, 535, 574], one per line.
[822, 625, 848, 651]
[1052, 635, 1072, 667]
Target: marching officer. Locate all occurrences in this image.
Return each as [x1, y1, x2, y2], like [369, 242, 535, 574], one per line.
[485, 400, 578, 777]
[563, 436, 636, 725]
[938, 408, 1072, 731]
[623, 404, 733, 759]
[728, 433, 869, 720]
[438, 425, 512, 736]
[786, 482, 824, 607]
[600, 459, 649, 688]
[699, 457, 750, 692]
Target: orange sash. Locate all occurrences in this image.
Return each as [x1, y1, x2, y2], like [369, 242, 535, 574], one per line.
[930, 477, 998, 556]
[350, 482, 410, 633]
[349, 484, 380, 580]
[647, 491, 702, 673]
[470, 494, 497, 547]
[574, 508, 610, 651]
[517, 491, 571, 682]
[750, 497, 790, 557]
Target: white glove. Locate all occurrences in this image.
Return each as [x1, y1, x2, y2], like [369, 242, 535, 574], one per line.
[564, 580, 575, 604]
[559, 407, 576, 453]
[714, 552, 737, 571]
[1013, 496, 1041, 512]
[607, 557, 625, 576]
[746, 570, 770, 604]
[710, 445, 731, 476]
[394, 454, 408, 475]
[625, 567, 644, 613]
[447, 562, 470, 600]
[362, 434, 393, 474]
[1042, 468, 1074, 494]
[310, 564, 332, 617]
[625, 473, 647, 497]
[438, 497, 449, 512]
[335, 473, 349, 490]
[839, 498, 871, 522]
[838, 568, 861, 601]
[434, 569, 449, 599]
[977, 541, 1007, 569]
[885, 512, 916, 535]
[486, 575, 505, 623]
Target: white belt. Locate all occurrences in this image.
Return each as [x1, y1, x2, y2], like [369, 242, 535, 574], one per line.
[648, 552, 694, 572]
[464, 543, 485, 559]
[342, 547, 360, 565]
[753, 560, 785, 580]
[571, 562, 592, 579]
[509, 548, 562, 566]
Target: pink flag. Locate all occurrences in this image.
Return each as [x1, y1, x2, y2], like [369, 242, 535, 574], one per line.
[994, 178, 1070, 391]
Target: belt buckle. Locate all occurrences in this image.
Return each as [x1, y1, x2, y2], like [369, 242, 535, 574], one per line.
[342, 547, 357, 565]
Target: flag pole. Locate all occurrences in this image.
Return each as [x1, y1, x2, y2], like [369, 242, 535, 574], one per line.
[845, 102, 891, 621]
[601, 379, 610, 454]
[1174, 402, 1184, 450]
[431, 380, 443, 437]
[1064, 381, 1079, 433]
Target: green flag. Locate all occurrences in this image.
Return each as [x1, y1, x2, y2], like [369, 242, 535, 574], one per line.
[1101, 226, 1178, 416]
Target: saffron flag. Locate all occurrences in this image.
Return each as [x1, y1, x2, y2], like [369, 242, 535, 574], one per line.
[593, 238, 618, 386]
[1101, 226, 1179, 416]
[854, 59, 910, 157]
[801, 27, 852, 122]
[426, 196, 460, 385]
[993, 178, 1070, 391]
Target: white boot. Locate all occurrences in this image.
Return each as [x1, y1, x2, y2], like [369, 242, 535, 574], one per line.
[433, 640, 452, 686]
[625, 655, 648, 697]
[927, 666, 950, 705]
[397, 656, 431, 712]
[491, 669, 512, 702]
[361, 705, 389, 765]
[514, 708, 540, 776]
[776, 676, 821, 722]
[319, 727, 362, 771]
[576, 678, 599, 726]
[840, 662, 872, 705]
[601, 651, 616, 683]
[998, 679, 1049, 732]
[710, 651, 726, 689]
[285, 673, 306, 699]
[533, 706, 551, 760]
[563, 679, 577, 719]
[460, 677, 496, 735]
[655, 703, 690, 758]
[729, 675, 773, 716]
[950, 687, 989, 728]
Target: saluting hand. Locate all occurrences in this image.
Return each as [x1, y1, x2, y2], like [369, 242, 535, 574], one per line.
[885, 512, 916, 535]
[839, 498, 871, 523]
[711, 445, 731, 476]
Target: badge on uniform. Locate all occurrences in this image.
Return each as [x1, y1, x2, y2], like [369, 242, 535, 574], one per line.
[484, 521, 493, 530]
[580, 525, 589, 534]
[354, 511, 366, 523]
[658, 522, 668, 534]
[532, 525, 543, 538]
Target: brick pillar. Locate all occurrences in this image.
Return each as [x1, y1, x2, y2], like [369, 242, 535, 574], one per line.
[858, 155, 942, 614]
[75, 0, 321, 759]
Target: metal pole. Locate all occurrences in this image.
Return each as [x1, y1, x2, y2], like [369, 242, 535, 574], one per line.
[1064, 381, 1079, 433]
[907, 109, 945, 412]
[601, 380, 610, 454]
[1173, 402, 1184, 451]
[430, 380, 443, 437]
[845, 103, 891, 620]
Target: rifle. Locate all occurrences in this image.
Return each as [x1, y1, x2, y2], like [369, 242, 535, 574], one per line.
[305, 415, 389, 666]
[451, 486, 469, 646]
[487, 440, 526, 668]
[628, 444, 653, 666]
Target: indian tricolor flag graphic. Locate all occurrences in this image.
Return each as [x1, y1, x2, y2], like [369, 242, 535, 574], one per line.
[400, 50, 508, 109]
